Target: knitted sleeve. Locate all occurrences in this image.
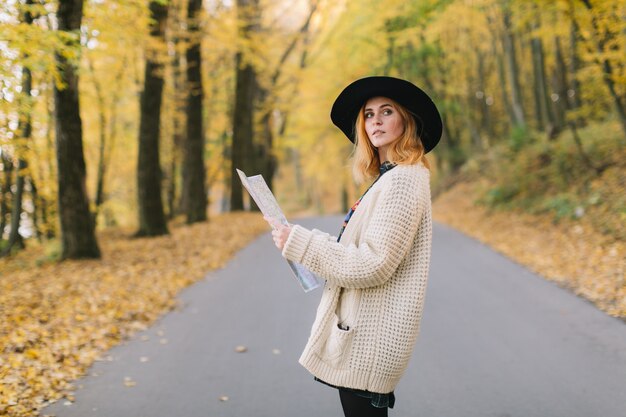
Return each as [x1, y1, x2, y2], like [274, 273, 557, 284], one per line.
[311, 228, 337, 242]
[282, 169, 427, 289]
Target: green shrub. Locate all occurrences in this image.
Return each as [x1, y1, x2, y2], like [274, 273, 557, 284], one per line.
[540, 194, 578, 220]
[508, 125, 534, 153]
[481, 185, 520, 207]
[467, 121, 624, 239]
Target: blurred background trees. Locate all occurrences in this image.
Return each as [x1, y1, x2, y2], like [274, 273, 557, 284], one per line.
[1, 0, 624, 259]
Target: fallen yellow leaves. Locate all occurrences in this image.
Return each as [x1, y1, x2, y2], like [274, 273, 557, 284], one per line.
[433, 181, 625, 320]
[0, 212, 268, 417]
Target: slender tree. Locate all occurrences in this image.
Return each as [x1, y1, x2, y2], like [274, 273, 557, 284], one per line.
[0, 152, 12, 241]
[502, 5, 526, 128]
[29, 178, 42, 241]
[487, 13, 514, 132]
[2, 0, 35, 256]
[476, 49, 494, 141]
[183, 0, 207, 223]
[55, 0, 100, 258]
[42, 79, 56, 239]
[136, 0, 169, 236]
[530, 11, 555, 134]
[552, 35, 568, 133]
[230, 0, 260, 211]
[85, 55, 107, 224]
[168, 2, 185, 219]
[568, 13, 583, 112]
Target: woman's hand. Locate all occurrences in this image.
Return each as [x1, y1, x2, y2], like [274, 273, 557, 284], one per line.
[264, 216, 292, 251]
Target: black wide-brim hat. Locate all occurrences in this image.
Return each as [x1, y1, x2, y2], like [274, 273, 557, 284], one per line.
[330, 76, 442, 153]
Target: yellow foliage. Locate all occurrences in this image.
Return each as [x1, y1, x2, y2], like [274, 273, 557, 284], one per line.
[0, 212, 268, 417]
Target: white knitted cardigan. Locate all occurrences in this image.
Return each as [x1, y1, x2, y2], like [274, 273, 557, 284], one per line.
[282, 162, 432, 394]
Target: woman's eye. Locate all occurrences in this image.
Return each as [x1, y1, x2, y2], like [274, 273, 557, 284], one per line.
[365, 112, 373, 118]
[383, 109, 392, 115]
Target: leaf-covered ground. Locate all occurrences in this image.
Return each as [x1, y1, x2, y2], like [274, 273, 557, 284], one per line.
[433, 181, 625, 320]
[0, 212, 268, 417]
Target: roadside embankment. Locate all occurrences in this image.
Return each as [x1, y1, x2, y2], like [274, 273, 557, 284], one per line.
[432, 133, 625, 320]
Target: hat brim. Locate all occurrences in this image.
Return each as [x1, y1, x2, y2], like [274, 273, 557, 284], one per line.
[330, 76, 442, 153]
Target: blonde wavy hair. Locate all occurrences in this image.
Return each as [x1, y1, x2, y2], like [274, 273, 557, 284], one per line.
[352, 97, 430, 184]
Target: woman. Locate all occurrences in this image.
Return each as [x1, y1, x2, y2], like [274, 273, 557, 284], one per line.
[268, 76, 442, 417]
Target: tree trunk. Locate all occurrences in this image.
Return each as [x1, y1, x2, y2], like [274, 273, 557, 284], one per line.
[476, 51, 494, 142]
[221, 131, 231, 212]
[169, 7, 185, 219]
[433, 49, 464, 171]
[530, 22, 556, 135]
[502, 6, 525, 128]
[290, 148, 309, 207]
[101, 59, 125, 227]
[55, 0, 100, 259]
[495, 35, 514, 131]
[183, 0, 207, 223]
[39, 193, 52, 239]
[486, 13, 513, 136]
[86, 55, 107, 224]
[568, 17, 583, 112]
[86, 54, 124, 225]
[230, 56, 256, 211]
[30, 177, 42, 241]
[3, 0, 35, 256]
[136, 0, 169, 236]
[384, 35, 395, 76]
[230, 0, 259, 211]
[464, 45, 482, 150]
[4, 73, 30, 255]
[258, 101, 277, 192]
[45, 75, 56, 182]
[168, 67, 181, 220]
[531, 39, 545, 131]
[552, 36, 568, 134]
[43, 76, 57, 239]
[0, 153, 12, 241]
[530, 37, 550, 131]
[341, 183, 348, 214]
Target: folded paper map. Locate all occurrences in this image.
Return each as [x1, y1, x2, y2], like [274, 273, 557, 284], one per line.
[236, 169, 321, 293]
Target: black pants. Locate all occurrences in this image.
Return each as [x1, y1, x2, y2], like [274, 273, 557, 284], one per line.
[339, 389, 388, 417]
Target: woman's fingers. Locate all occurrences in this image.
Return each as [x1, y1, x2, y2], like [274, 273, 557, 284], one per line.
[262, 216, 292, 250]
[269, 222, 291, 250]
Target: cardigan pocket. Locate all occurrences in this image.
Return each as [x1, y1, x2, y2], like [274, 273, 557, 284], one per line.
[319, 315, 354, 367]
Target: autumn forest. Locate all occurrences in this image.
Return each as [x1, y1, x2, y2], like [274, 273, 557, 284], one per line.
[1, 0, 626, 415]
[0, 0, 624, 258]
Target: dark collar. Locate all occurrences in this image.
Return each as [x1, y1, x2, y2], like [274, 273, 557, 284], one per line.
[379, 161, 397, 175]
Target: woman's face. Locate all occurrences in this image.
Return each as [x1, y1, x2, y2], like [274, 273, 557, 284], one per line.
[363, 96, 405, 157]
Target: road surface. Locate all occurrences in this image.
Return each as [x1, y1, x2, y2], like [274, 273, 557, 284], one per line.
[43, 216, 626, 417]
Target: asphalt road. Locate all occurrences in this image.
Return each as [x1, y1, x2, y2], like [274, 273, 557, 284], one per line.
[43, 216, 626, 417]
